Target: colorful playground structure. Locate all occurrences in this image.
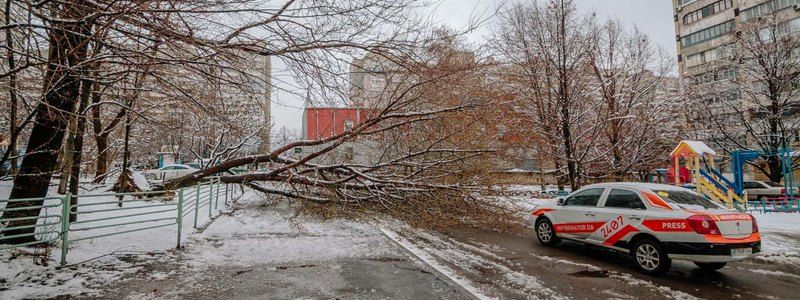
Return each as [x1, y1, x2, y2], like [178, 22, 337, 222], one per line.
[663, 140, 798, 212]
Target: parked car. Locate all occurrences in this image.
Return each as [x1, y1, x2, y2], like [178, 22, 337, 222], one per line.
[141, 164, 199, 182]
[742, 181, 785, 201]
[531, 182, 760, 275]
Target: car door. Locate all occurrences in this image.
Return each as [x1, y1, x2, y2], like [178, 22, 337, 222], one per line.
[589, 188, 647, 247]
[169, 166, 188, 180]
[552, 188, 607, 241]
[162, 166, 176, 181]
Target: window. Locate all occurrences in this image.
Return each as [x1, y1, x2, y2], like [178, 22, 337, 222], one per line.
[742, 0, 800, 22]
[742, 181, 765, 189]
[564, 188, 604, 207]
[686, 47, 727, 68]
[652, 190, 722, 209]
[604, 189, 646, 210]
[681, 20, 735, 47]
[765, 181, 783, 187]
[691, 67, 737, 84]
[683, 0, 733, 25]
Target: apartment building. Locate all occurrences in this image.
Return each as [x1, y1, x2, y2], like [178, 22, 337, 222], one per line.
[349, 53, 405, 108]
[673, 0, 800, 79]
[674, 0, 800, 180]
[135, 49, 272, 165]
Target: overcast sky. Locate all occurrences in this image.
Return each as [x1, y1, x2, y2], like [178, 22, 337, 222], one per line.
[270, 0, 677, 132]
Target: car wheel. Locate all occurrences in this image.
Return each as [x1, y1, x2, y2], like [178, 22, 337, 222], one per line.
[757, 195, 766, 202]
[694, 262, 726, 272]
[535, 218, 560, 246]
[632, 238, 671, 275]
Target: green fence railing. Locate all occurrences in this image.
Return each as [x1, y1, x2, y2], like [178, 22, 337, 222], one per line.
[0, 179, 242, 266]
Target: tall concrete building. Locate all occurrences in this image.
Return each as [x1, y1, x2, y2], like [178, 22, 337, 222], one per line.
[673, 0, 800, 180]
[349, 53, 403, 108]
[673, 0, 800, 80]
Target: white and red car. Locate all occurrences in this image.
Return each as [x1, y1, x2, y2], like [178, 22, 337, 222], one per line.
[531, 182, 760, 275]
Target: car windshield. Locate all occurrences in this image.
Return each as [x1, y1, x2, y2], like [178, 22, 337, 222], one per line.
[652, 190, 723, 210]
[765, 182, 782, 187]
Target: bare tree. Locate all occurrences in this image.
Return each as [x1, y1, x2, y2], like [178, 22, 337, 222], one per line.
[1, 1, 93, 243]
[588, 20, 678, 180]
[493, 0, 603, 190]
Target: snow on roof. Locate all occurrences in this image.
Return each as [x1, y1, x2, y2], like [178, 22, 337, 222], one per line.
[670, 140, 716, 157]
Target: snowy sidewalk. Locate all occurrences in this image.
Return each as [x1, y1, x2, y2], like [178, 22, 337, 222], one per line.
[1, 190, 467, 299]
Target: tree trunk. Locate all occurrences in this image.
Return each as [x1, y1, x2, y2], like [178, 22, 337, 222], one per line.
[122, 110, 132, 175]
[93, 133, 109, 183]
[767, 156, 784, 183]
[90, 82, 124, 184]
[4, 0, 18, 175]
[67, 72, 93, 221]
[561, 102, 577, 190]
[0, 3, 91, 244]
[58, 117, 77, 194]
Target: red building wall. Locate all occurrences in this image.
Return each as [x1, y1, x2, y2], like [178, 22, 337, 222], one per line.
[303, 108, 370, 140]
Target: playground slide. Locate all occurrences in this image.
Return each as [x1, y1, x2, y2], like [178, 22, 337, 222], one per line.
[698, 170, 745, 208]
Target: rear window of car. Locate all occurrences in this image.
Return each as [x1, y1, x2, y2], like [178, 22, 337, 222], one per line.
[743, 182, 762, 189]
[652, 190, 722, 210]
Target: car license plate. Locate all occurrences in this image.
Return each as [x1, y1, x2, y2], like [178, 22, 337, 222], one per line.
[731, 248, 752, 257]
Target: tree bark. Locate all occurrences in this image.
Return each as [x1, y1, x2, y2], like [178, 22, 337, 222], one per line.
[90, 85, 122, 184]
[67, 72, 94, 221]
[0, 2, 91, 244]
[4, 0, 18, 175]
[58, 117, 77, 194]
[93, 133, 110, 183]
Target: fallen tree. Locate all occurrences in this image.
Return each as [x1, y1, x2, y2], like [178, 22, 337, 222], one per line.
[160, 35, 517, 228]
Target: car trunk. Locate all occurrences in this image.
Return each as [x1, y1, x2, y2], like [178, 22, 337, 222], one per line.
[713, 214, 754, 239]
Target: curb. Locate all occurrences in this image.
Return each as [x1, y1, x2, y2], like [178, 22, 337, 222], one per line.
[379, 228, 487, 300]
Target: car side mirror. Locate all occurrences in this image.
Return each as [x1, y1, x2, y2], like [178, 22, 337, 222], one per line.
[557, 197, 566, 206]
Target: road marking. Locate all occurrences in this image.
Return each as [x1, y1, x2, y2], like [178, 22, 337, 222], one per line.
[379, 228, 490, 300]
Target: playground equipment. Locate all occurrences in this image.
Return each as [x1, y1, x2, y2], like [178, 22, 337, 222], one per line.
[670, 141, 746, 209]
[730, 148, 796, 202]
[669, 140, 799, 211]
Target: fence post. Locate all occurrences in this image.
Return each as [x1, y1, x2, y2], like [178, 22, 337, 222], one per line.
[194, 184, 200, 228]
[214, 181, 219, 210]
[60, 194, 71, 267]
[225, 184, 229, 205]
[208, 182, 213, 218]
[176, 188, 184, 249]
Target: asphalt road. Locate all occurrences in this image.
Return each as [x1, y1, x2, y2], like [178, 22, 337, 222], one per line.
[93, 222, 800, 299]
[437, 226, 800, 299]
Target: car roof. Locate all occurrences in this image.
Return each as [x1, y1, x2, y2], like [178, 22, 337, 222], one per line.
[579, 182, 690, 192]
[161, 164, 195, 168]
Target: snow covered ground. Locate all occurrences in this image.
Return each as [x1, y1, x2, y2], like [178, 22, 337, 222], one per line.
[750, 213, 800, 267]
[0, 186, 460, 299]
[2, 182, 799, 299]
[0, 179, 235, 299]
